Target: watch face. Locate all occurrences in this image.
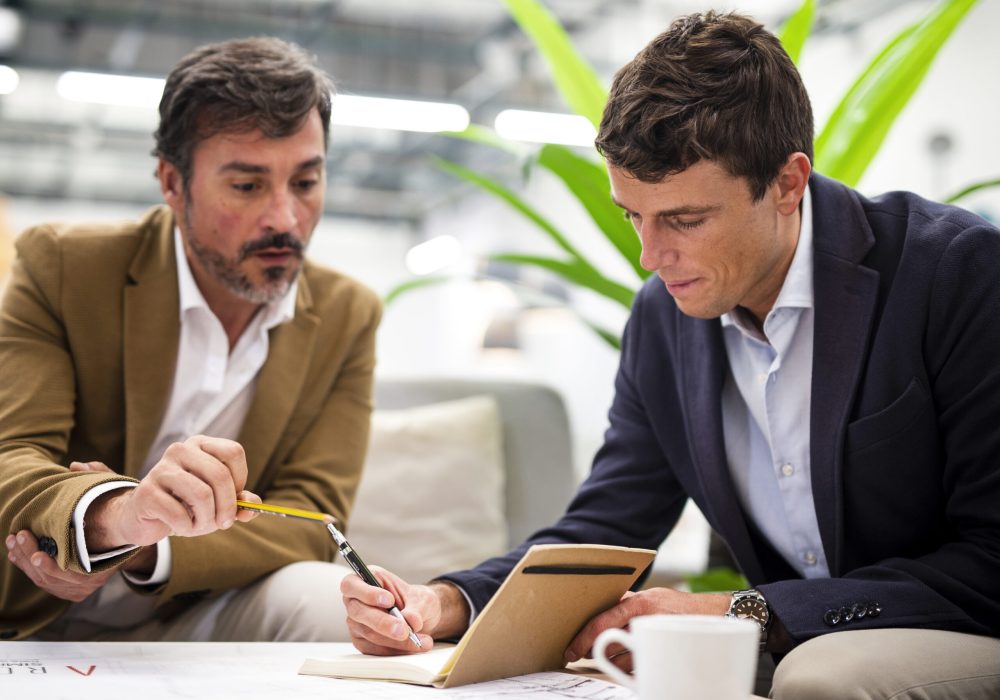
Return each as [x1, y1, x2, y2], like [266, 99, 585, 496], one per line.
[733, 598, 770, 626]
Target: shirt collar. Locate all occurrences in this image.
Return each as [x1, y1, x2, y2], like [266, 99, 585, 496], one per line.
[721, 184, 813, 332]
[173, 227, 298, 330]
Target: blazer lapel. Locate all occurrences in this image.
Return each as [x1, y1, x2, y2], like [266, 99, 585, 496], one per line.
[679, 316, 766, 584]
[237, 277, 320, 485]
[809, 174, 879, 575]
[122, 207, 181, 478]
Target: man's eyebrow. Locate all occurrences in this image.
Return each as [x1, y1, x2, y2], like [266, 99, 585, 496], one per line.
[610, 197, 722, 217]
[656, 204, 722, 217]
[295, 156, 325, 172]
[218, 156, 325, 175]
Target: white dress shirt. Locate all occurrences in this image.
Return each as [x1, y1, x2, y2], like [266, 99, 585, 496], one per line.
[63, 229, 296, 627]
[720, 187, 830, 578]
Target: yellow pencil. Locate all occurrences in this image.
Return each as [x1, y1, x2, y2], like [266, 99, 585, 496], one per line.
[236, 500, 334, 523]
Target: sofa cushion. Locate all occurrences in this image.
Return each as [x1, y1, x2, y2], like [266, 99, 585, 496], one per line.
[345, 395, 507, 584]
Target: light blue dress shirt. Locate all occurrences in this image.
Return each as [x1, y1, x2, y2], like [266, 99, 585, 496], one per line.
[720, 187, 829, 578]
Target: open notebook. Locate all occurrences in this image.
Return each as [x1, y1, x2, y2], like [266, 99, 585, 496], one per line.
[299, 543, 656, 688]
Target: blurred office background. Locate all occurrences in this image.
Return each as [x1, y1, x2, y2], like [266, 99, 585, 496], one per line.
[1, 0, 998, 569]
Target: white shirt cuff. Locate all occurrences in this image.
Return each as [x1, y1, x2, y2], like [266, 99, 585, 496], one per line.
[122, 538, 172, 586]
[75, 483, 171, 583]
[74, 481, 138, 573]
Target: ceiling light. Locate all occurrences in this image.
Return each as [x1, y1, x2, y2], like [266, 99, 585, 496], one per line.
[0, 8, 23, 55]
[0, 65, 18, 95]
[405, 235, 462, 276]
[56, 71, 164, 108]
[333, 95, 469, 133]
[494, 109, 596, 147]
[53, 74, 470, 133]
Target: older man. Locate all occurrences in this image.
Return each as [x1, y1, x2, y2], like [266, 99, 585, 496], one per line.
[1, 37, 380, 642]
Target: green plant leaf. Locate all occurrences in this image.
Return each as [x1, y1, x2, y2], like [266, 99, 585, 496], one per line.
[434, 156, 590, 264]
[683, 567, 750, 594]
[778, 0, 816, 65]
[491, 252, 636, 308]
[814, 0, 979, 187]
[536, 144, 649, 281]
[944, 176, 1000, 204]
[581, 319, 622, 350]
[501, 0, 608, 129]
[384, 275, 457, 304]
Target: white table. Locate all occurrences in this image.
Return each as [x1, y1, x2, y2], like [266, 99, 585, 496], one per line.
[0, 641, 636, 699]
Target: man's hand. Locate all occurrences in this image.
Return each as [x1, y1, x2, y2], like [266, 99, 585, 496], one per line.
[83, 435, 259, 552]
[341, 566, 470, 655]
[565, 588, 730, 672]
[5, 529, 115, 602]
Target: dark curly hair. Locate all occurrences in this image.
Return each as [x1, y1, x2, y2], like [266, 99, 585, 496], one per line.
[595, 11, 813, 200]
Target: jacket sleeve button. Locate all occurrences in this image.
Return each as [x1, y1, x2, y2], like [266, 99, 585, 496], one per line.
[852, 603, 867, 619]
[823, 609, 841, 626]
[840, 606, 854, 623]
[867, 602, 882, 617]
[37, 537, 58, 558]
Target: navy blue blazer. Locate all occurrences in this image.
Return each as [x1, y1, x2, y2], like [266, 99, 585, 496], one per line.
[443, 173, 1000, 645]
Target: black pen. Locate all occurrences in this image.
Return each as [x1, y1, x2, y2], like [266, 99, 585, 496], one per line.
[326, 522, 422, 648]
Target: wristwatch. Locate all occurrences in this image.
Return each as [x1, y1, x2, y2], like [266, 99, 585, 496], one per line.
[726, 588, 770, 651]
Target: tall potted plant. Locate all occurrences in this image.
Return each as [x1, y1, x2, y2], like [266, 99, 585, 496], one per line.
[390, 0, 993, 351]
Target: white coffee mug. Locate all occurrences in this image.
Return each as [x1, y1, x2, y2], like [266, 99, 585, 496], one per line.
[593, 614, 759, 700]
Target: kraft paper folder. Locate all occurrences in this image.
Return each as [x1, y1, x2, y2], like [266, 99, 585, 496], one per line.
[299, 543, 656, 688]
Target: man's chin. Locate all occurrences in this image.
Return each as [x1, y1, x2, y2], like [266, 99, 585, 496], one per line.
[232, 270, 296, 304]
[671, 297, 727, 321]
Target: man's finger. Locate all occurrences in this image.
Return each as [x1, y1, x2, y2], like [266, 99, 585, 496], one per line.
[7, 534, 46, 588]
[400, 606, 425, 634]
[234, 490, 261, 522]
[69, 461, 114, 473]
[566, 595, 643, 661]
[609, 650, 633, 673]
[346, 617, 418, 654]
[341, 573, 395, 608]
[168, 442, 237, 530]
[194, 436, 249, 491]
[345, 596, 410, 641]
[154, 466, 221, 535]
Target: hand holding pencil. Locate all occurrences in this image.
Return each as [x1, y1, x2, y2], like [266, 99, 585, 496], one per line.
[235, 499, 422, 648]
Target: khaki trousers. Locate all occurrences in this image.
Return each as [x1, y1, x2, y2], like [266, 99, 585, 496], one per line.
[770, 628, 1000, 699]
[37, 561, 355, 642]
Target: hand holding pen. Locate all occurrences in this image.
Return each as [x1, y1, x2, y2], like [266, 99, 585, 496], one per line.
[325, 521, 422, 648]
[236, 500, 423, 649]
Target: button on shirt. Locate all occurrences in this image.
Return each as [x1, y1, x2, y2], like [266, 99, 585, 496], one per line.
[720, 187, 829, 578]
[64, 228, 297, 628]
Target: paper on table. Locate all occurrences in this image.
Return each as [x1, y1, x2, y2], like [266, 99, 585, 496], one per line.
[299, 646, 457, 685]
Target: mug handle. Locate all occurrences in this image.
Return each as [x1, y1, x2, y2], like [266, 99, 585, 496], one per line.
[592, 627, 635, 690]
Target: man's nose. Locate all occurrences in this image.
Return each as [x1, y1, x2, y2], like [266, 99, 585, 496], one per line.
[638, 225, 677, 271]
[262, 188, 299, 233]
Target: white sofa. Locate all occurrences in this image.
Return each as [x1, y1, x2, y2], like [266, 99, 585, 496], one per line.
[345, 378, 578, 583]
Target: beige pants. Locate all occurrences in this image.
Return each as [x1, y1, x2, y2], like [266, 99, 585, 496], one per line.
[38, 561, 354, 642]
[770, 628, 1000, 699]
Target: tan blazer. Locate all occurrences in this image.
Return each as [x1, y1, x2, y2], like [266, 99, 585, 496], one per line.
[0, 206, 381, 639]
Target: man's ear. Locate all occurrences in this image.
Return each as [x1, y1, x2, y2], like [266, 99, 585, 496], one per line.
[157, 158, 185, 211]
[774, 152, 811, 216]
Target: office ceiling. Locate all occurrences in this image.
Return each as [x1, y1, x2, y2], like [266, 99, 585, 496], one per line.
[0, 0, 915, 225]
